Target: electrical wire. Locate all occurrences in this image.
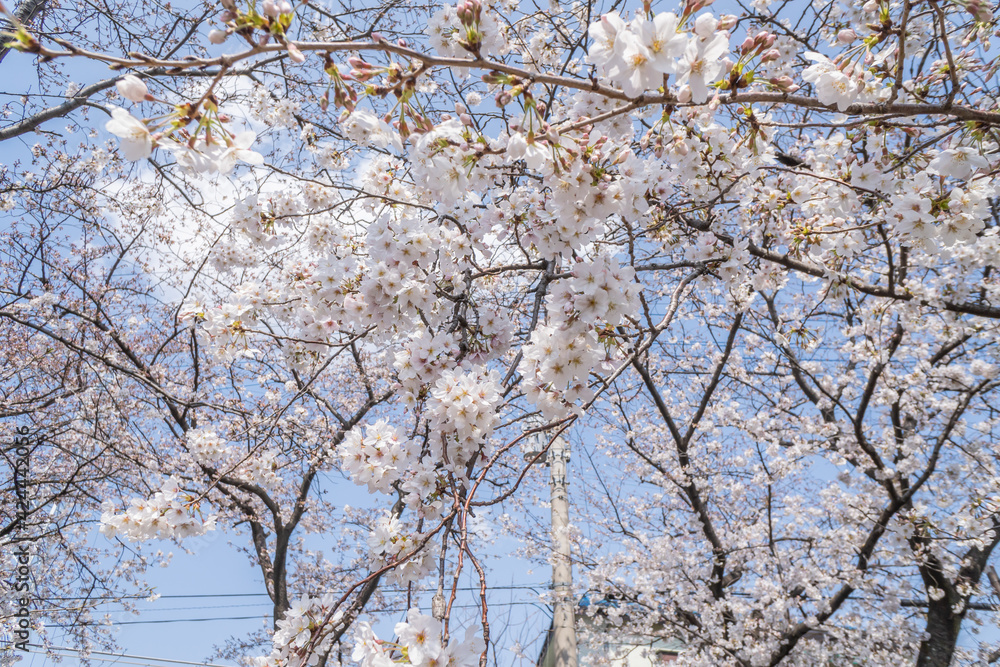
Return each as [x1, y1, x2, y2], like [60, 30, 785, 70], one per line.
[37, 601, 544, 628]
[9, 647, 229, 667]
[1, 644, 235, 667]
[40, 583, 549, 602]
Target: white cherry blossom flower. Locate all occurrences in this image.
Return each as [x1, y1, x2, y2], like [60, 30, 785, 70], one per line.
[928, 147, 990, 181]
[395, 609, 443, 665]
[676, 32, 728, 103]
[638, 12, 686, 74]
[815, 70, 859, 111]
[616, 29, 659, 96]
[213, 131, 265, 174]
[105, 107, 153, 160]
[588, 11, 626, 73]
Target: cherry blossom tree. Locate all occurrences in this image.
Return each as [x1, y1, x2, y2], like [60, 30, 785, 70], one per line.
[3, 0, 1000, 664]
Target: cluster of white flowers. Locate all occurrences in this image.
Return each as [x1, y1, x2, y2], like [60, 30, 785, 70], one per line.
[99, 477, 216, 541]
[885, 172, 997, 250]
[182, 427, 283, 491]
[394, 329, 461, 403]
[943, 178, 997, 247]
[520, 256, 639, 418]
[361, 211, 442, 327]
[340, 109, 402, 152]
[253, 596, 344, 667]
[425, 368, 502, 470]
[408, 119, 493, 208]
[802, 50, 891, 111]
[248, 85, 301, 129]
[589, 10, 731, 101]
[353, 609, 485, 667]
[366, 514, 437, 585]
[339, 420, 417, 493]
[552, 255, 640, 326]
[181, 283, 268, 360]
[186, 427, 232, 464]
[520, 324, 603, 418]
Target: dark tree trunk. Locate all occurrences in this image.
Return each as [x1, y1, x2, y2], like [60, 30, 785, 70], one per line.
[914, 516, 1000, 667]
[915, 593, 962, 667]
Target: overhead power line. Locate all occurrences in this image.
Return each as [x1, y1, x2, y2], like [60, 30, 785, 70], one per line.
[1, 643, 236, 667]
[44, 614, 270, 627]
[39, 583, 549, 602]
[37, 601, 544, 628]
[8, 647, 227, 667]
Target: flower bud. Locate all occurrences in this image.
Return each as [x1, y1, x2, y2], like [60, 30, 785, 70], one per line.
[287, 42, 305, 63]
[968, 0, 992, 22]
[262, 0, 279, 17]
[277, 0, 292, 13]
[837, 28, 857, 44]
[677, 85, 692, 103]
[769, 76, 799, 92]
[116, 74, 149, 103]
[717, 14, 737, 30]
[740, 36, 755, 55]
[208, 29, 228, 44]
[220, 9, 235, 21]
[761, 49, 780, 62]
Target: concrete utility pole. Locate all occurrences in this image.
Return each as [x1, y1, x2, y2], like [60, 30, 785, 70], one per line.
[548, 434, 578, 667]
